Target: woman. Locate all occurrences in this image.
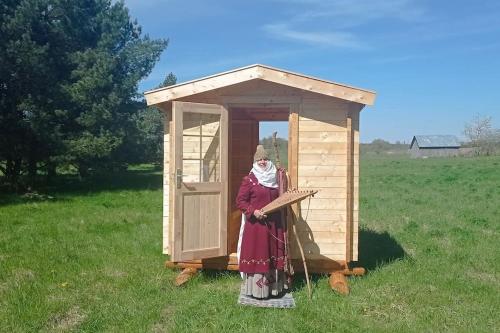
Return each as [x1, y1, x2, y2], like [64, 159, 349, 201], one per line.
[236, 145, 288, 299]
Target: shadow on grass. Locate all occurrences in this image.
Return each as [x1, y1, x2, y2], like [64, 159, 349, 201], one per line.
[289, 272, 325, 294]
[0, 168, 162, 207]
[199, 269, 241, 280]
[286, 228, 407, 296]
[356, 227, 407, 271]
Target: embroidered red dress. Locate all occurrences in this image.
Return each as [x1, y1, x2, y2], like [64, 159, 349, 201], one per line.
[236, 172, 285, 274]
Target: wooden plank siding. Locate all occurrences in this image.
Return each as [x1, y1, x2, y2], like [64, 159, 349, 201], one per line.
[297, 98, 360, 261]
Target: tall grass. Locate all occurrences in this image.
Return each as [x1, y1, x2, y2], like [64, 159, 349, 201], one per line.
[0, 157, 498, 332]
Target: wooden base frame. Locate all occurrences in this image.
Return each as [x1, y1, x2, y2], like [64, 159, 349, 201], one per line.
[166, 257, 366, 294]
[174, 267, 198, 286]
[329, 272, 349, 295]
[166, 257, 348, 272]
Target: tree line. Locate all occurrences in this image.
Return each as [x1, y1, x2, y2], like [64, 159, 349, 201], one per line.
[259, 136, 288, 169]
[0, 0, 171, 190]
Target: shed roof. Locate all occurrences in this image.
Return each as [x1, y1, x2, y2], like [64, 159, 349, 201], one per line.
[144, 64, 376, 106]
[411, 135, 461, 148]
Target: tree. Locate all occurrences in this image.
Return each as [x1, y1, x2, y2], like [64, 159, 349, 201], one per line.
[158, 72, 177, 89]
[131, 107, 164, 165]
[61, 1, 167, 176]
[259, 136, 288, 169]
[130, 72, 178, 165]
[464, 114, 493, 143]
[0, 0, 57, 186]
[0, 0, 167, 185]
[463, 114, 500, 155]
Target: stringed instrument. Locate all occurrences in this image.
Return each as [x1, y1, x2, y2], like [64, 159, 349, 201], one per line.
[260, 189, 318, 215]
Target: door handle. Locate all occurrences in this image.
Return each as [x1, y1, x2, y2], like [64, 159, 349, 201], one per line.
[176, 168, 182, 189]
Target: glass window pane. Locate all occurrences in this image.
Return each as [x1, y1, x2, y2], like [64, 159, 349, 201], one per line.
[182, 112, 221, 183]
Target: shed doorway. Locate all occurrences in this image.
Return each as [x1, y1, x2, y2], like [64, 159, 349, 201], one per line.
[228, 106, 290, 255]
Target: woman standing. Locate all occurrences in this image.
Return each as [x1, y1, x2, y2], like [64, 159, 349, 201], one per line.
[236, 145, 288, 299]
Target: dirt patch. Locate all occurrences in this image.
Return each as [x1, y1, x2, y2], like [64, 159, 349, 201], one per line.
[151, 305, 176, 333]
[50, 306, 86, 332]
[466, 270, 498, 286]
[14, 268, 35, 280]
[0, 268, 35, 295]
[0, 282, 8, 295]
[12, 268, 35, 287]
[104, 267, 127, 278]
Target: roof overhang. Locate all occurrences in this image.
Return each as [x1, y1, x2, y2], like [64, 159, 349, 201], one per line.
[144, 64, 376, 106]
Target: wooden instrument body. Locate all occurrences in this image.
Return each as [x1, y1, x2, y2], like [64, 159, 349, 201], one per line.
[261, 189, 317, 214]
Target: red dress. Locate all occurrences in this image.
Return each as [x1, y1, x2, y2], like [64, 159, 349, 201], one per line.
[236, 172, 285, 274]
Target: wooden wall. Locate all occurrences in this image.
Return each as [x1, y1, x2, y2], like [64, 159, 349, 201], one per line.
[161, 79, 363, 262]
[295, 98, 360, 261]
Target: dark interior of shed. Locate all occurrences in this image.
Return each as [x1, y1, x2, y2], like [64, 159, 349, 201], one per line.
[227, 106, 290, 254]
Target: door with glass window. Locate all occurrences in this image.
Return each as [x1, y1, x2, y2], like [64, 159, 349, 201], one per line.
[171, 101, 228, 262]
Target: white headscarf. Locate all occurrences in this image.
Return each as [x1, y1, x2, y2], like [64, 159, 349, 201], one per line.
[251, 160, 278, 188]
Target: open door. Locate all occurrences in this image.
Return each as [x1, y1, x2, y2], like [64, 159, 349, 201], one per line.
[172, 101, 228, 262]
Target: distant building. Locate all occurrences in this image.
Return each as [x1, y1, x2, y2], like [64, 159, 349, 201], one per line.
[409, 135, 461, 158]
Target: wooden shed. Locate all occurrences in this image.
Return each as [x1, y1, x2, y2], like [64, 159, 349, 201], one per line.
[409, 135, 461, 158]
[144, 64, 376, 286]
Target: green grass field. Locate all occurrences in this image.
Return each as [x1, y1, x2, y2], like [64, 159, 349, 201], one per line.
[1, 156, 499, 332]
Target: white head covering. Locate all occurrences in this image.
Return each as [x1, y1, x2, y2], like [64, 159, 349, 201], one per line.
[251, 160, 278, 188]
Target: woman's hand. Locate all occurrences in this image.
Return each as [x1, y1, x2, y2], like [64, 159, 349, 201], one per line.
[253, 209, 267, 220]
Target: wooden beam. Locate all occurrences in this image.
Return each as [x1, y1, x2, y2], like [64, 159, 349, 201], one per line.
[288, 105, 299, 190]
[230, 107, 290, 121]
[291, 258, 346, 273]
[145, 67, 261, 105]
[329, 271, 349, 295]
[258, 67, 376, 105]
[165, 104, 173, 255]
[343, 267, 366, 276]
[171, 102, 182, 261]
[166, 256, 239, 271]
[164, 258, 348, 273]
[174, 267, 198, 286]
[226, 103, 233, 256]
[345, 110, 354, 263]
[222, 96, 302, 104]
[220, 104, 229, 257]
[166, 261, 240, 271]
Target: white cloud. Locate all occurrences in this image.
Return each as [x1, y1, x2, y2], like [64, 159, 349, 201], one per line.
[272, 0, 426, 26]
[262, 23, 365, 49]
[262, 0, 425, 49]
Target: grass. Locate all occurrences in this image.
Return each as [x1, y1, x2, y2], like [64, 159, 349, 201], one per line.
[1, 156, 499, 332]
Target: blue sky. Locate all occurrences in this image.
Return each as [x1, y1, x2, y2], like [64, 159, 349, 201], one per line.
[124, 0, 500, 143]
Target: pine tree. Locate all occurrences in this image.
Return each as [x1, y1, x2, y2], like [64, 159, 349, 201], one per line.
[0, 0, 168, 185]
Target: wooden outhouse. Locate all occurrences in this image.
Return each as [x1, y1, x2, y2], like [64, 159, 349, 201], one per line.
[144, 64, 376, 285]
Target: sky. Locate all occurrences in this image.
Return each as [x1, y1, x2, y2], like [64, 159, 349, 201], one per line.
[124, 0, 500, 143]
